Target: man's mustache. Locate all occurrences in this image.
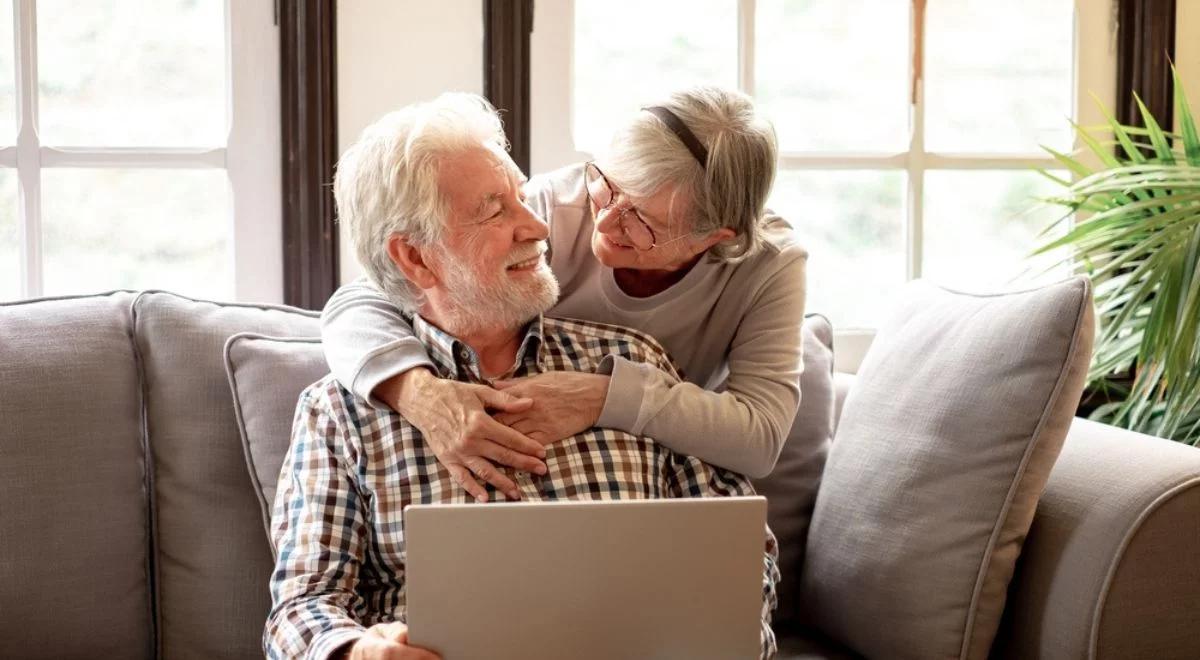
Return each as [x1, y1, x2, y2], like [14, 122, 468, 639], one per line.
[505, 241, 548, 268]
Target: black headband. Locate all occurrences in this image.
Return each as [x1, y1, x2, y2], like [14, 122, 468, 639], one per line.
[642, 106, 708, 169]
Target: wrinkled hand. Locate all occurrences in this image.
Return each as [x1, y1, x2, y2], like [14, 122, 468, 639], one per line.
[492, 371, 610, 445]
[376, 369, 548, 502]
[342, 622, 441, 660]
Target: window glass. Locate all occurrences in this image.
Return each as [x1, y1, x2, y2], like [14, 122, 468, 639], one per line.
[756, 0, 910, 152]
[573, 0, 737, 156]
[769, 170, 906, 328]
[0, 0, 15, 144]
[0, 170, 17, 300]
[923, 170, 1072, 291]
[37, 0, 226, 146]
[925, 0, 1074, 153]
[41, 169, 231, 298]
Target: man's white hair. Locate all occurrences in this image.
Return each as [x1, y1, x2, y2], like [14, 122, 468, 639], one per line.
[334, 92, 508, 311]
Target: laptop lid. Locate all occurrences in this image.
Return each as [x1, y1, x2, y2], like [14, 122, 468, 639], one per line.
[404, 496, 767, 660]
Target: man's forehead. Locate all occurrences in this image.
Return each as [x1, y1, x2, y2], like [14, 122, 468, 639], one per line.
[440, 145, 524, 218]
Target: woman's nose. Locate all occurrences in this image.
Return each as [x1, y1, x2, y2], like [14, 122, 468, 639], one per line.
[594, 205, 624, 236]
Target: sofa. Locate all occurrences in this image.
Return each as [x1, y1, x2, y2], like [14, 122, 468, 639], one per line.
[2, 289, 1199, 660]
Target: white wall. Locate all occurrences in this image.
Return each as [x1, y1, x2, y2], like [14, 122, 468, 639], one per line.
[1178, 0, 1200, 133]
[529, 0, 591, 174]
[335, 0, 482, 284]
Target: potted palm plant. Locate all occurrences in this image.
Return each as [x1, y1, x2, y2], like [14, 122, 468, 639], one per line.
[1033, 70, 1200, 446]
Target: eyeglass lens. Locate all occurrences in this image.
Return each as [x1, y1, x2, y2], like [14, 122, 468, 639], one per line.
[585, 164, 657, 249]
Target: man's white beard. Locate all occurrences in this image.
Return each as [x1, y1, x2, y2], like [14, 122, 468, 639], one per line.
[433, 242, 560, 337]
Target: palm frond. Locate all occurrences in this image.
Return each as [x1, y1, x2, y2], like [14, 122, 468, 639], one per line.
[1033, 67, 1200, 444]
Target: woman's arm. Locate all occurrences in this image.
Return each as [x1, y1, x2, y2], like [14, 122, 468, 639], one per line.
[321, 278, 436, 405]
[320, 279, 547, 501]
[597, 251, 808, 479]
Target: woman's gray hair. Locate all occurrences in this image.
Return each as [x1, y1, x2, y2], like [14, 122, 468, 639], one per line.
[333, 92, 508, 311]
[603, 86, 778, 261]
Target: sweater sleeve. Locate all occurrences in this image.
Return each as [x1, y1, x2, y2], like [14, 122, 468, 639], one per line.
[320, 278, 435, 409]
[595, 250, 807, 479]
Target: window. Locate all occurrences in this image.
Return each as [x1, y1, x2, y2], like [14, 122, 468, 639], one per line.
[531, 0, 1116, 331]
[1, 0, 281, 303]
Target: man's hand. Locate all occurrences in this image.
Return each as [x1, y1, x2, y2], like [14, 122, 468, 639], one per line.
[375, 368, 548, 502]
[492, 372, 610, 445]
[341, 622, 442, 660]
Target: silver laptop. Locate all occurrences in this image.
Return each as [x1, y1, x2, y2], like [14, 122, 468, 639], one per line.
[404, 496, 767, 660]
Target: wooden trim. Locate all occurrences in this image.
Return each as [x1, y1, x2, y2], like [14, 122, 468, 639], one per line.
[1116, 0, 1176, 131]
[483, 0, 534, 174]
[279, 0, 339, 310]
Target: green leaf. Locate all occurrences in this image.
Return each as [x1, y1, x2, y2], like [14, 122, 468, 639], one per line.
[1094, 97, 1146, 164]
[1134, 94, 1174, 163]
[1175, 67, 1200, 166]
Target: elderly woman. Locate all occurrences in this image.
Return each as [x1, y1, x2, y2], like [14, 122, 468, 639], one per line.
[322, 85, 808, 501]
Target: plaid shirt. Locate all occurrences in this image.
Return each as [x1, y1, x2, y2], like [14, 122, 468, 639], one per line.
[265, 314, 780, 660]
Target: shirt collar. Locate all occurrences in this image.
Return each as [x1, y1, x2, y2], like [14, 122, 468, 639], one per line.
[409, 313, 547, 383]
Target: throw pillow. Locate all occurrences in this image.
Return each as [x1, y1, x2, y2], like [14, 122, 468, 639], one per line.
[752, 313, 835, 632]
[800, 276, 1094, 660]
[224, 333, 327, 548]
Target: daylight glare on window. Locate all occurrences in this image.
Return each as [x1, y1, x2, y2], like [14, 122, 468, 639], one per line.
[572, 0, 1077, 329]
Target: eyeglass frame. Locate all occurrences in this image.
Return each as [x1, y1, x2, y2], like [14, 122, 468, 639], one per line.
[583, 162, 691, 251]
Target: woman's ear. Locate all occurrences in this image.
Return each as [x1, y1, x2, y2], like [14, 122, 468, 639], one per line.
[385, 235, 440, 290]
[700, 227, 736, 251]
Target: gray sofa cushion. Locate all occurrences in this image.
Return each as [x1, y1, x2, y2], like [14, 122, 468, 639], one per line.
[0, 292, 151, 660]
[753, 313, 835, 630]
[800, 277, 1095, 660]
[131, 292, 319, 660]
[224, 333, 327, 548]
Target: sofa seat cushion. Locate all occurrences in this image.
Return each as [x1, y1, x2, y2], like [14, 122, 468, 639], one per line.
[800, 277, 1094, 660]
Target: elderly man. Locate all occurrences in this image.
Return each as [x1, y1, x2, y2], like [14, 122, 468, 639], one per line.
[264, 93, 779, 660]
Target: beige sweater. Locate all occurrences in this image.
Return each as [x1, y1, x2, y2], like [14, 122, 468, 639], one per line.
[321, 162, 808, 478]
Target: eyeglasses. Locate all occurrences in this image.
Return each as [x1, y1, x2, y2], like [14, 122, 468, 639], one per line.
[584, 162, 681, 251]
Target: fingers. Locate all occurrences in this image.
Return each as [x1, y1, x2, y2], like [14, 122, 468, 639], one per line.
[475, 414, 546, 458]
[475, 385, 533, 413]
[402, 646, 442, 660]
[364, 623, 443, 660]
[373, 622, 410, 640]
[489, 378, 521, 390]
[464, 456, 520, 501]
[478, 439, 549, 476]
[446, 463, 488, 503]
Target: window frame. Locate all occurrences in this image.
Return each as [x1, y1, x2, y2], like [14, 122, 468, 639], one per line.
[6, 0, 283, 303]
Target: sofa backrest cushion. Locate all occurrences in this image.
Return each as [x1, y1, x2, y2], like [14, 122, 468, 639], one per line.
[800, 276, 1095, 660]
[752, 313, 835, 631]
[131, 292, 318, 660]
[224, 333, 327, 550]
[0, 292, 152, 660]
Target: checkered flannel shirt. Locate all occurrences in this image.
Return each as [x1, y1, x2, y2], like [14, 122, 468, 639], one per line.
[264, 314, 780, 660]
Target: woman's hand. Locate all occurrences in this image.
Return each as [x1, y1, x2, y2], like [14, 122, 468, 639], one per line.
[492, 372, 610, 445]
[375, 369, 549, 502]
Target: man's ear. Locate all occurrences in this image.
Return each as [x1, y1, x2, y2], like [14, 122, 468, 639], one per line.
[385, 234, 440, 290]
